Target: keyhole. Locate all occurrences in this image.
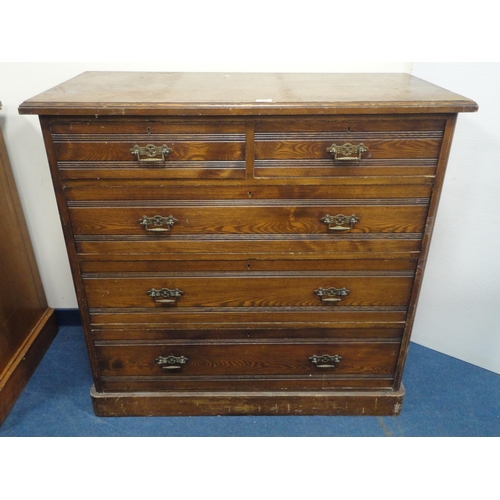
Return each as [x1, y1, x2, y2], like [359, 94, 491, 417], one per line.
[347, 126, 351, 132]
[248, 191, 252, 198]
[147, 127, 151, 134]
[247, 263, 251, 270]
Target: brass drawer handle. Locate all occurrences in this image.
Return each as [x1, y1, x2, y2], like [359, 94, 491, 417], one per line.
[130, 144, 173, 162]
[155, 355, 189, 371]
[326, 142, 368, 161]
[139, 215, 178, 232]
[147, 287, 184, 304]
[321, 214, 359, 231]
[314, 287, 350, 303]
[309, 354, 342, 369]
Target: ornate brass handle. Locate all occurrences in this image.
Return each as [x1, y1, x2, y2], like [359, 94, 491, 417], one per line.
[314, 287, 350, 303]
[147, 287, 184, 304]
[326, 142, 368, 161]
[321, 214, 359, 231]
[130, 144, 173, 162]
[309, 354, 342, 369]
[139, 215, 178, 232]
[155, 355, 189, 371]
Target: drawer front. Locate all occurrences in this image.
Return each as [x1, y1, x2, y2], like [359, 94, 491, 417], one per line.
[76, 237, 423, 261]
[48, 114, 438, 401]
[254, 116, 444, 178]
[80, 257, 418, 274]
[91, 326, 405, 341]
[63, 182, 434, 202]
[50, 119, 246, 180]
[68, 201, 428, 236]
[90, 308, 409, 330]
[83, 273, 414, 308]
[95, 340, 400, 377]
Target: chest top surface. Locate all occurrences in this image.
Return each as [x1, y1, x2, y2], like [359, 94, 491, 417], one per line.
[18, 72, 478, 116]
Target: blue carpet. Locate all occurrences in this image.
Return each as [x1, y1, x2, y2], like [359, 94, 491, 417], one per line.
[1, 315, 499, 437]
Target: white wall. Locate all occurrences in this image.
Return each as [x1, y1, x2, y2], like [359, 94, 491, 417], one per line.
[410, 63, 500, 374]
[2, 62, 499, 375]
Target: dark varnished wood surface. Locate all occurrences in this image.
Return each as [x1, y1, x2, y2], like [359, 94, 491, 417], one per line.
[91, 326, 404, 341]
[95, 340, 400, 377]
[91, 385, 405, 416]
[0, 108, 58, 425]
[89, 308, 409, 330]
[0, 138, 47, 373]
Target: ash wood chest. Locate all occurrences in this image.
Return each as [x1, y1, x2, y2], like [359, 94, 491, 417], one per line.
[19, 72, 477, 416]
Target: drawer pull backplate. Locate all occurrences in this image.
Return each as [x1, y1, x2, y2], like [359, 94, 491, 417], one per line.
[309, 354, 342, 369]
[139, 215, 178, 232]
[314, 287, 350, 303]
[321, 214, 359, 231]
[155, 355, 189, 371]
[130, 144, 173, 162]
[147, 287, 184, 304]
[326, 142, 368, 161]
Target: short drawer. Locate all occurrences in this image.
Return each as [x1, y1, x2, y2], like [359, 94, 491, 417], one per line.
[94, 340, 400, 377]
[254, 116, 444, 178]
[50, 118, 246, 180]
[68, 201, 429, 235]
[83, 272, 414, 309]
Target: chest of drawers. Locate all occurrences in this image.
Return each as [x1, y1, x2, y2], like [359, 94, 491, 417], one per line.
[19, 72, 477, 416]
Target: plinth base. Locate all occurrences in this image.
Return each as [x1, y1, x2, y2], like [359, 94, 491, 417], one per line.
[91, 385, 405, 417]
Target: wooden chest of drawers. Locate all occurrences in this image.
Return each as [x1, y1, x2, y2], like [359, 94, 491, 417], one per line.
[19, 72, 477, 416]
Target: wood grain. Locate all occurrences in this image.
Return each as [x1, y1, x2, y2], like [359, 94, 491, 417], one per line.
[91, 385, 405, 416]
[19, 72, 477, 416]
[19, 72, 478, 115]
[94, 340, 400, 377]
[68, 203, 428, 235]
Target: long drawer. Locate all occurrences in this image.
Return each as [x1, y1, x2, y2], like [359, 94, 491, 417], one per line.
[91, 326, 405, 341]
[83, 272, 414, 309]
[80, 257, 418, 273]
[94, 340, 400, 377]
[68, 201, 429, 236]
[62, 182, 435, 202]
[76, 236, 423, 261]
[89, 307, 409, 330]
